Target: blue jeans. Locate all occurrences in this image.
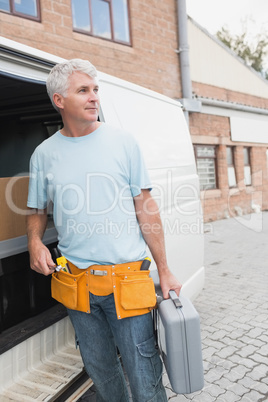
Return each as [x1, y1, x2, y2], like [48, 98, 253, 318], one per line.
[67, 293, 167, 402]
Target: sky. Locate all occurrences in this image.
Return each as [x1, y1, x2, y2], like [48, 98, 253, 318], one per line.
[186, 0, 268, 37]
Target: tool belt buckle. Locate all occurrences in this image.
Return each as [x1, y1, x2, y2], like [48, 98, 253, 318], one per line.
[90, 269, 108, 276]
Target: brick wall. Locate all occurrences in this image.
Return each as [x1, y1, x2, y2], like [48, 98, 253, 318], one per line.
[190, 113, 230, 139]
[190, 111, 268, 222]
[193, 82, 268, 109]
[0, 0, 182, 99]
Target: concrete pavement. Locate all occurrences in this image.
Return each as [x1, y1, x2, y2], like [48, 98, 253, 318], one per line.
[78, 212, 268, 402]
[166, 211, 268, 401]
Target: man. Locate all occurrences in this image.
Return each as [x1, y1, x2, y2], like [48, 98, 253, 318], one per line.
[27, 59, 182, 402]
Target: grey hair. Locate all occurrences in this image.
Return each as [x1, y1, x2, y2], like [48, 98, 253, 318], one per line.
[46, 59, 98, 113]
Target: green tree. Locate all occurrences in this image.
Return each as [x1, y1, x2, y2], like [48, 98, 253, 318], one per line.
[216, 23, 268, 80]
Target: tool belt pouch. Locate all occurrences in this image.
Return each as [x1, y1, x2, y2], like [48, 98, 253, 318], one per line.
[51, 270, 90, 313]
[113, 270, 156, 319]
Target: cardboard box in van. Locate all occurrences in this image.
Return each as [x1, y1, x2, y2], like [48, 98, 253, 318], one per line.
[0, 176, 29, 241]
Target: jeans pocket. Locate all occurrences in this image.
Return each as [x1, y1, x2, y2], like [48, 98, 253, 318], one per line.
[137, 335, 163, 389]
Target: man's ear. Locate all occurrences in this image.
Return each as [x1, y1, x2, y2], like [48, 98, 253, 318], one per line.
[53, 93, 64, 110]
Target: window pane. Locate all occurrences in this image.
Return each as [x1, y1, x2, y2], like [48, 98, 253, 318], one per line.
[72, 0, 90, 31]
[92, 0, 112, 39]
[243, 148, 250, 165]
[13, 0, 37, 17]
[228, 166, 236, 187]
[244, 166, 251, 186]
[197, 158, 216, 190]
[227, 147, 234, 165]
[0, 0, 10, 12]
[113, 0, 130, 43]
[196, 145, 215, 158]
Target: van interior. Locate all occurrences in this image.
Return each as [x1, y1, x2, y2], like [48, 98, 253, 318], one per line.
[0, 74, 62, 177]
[0, 73, 62, 340]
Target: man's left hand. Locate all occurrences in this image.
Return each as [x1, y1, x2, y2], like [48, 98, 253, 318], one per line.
[159, 269, 182, 299]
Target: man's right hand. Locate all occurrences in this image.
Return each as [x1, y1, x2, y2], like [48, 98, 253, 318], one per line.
[26, 208, 55, 275]
[28, 239, 56, 276]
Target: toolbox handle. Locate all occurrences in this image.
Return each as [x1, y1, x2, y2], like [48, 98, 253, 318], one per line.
[169, 290, 182, 308]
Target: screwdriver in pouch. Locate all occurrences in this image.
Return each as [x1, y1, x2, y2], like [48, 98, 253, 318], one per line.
[140, 257, 151, 270]
[52, 247, 72, 273]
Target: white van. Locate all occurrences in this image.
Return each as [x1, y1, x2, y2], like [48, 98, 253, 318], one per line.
[0, 36, 204, 401]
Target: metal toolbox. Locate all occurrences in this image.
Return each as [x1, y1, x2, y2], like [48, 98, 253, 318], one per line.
[155, 291, 204, 394]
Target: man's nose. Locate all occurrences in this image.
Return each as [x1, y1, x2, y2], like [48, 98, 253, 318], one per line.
[90, 91, 99, 101]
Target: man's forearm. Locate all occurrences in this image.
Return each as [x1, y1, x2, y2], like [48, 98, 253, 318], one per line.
[134, 190, 182, 298]
[138, 210, 169, 272]
[134, 191, 168, 272]
[27, 208, 48, 246]
[27, 208, 55, 275]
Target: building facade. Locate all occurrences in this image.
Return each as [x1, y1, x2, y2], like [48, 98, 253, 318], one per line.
[1, 0, 268, 223]
[188, 18, 268, 222]
[0, 0, 182, 99]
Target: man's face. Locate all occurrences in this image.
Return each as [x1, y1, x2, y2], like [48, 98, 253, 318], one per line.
[60, 72, 100, 124]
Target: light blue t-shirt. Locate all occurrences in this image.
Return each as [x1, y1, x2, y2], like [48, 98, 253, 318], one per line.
[27, 124, 152, 268]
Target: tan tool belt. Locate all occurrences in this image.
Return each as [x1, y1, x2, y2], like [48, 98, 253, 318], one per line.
[51, 260, 156, 319]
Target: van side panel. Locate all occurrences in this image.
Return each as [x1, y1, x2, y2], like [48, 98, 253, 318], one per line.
[99, 76, 195, 169]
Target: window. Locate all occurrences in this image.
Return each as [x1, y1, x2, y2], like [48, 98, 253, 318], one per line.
[227, 147, 237, 187]
[71, 0, 131, 45]
[194, 145, 217, 190]
[244, 148, 251, 186]
[0, 0, 40, 20]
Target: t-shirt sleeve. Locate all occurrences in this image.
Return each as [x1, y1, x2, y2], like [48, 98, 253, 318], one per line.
[129, 141, 152, 197]
[27, 153, 48, 210]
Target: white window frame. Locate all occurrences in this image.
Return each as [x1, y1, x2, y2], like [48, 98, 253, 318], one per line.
[194, 145, 217, 191]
